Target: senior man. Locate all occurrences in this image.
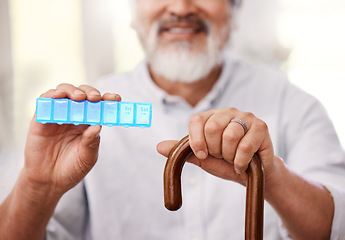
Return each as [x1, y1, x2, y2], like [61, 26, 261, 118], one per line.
[1, 0, 345, 239]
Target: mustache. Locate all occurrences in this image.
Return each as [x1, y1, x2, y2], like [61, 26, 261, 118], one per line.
[157, 14, 209, 33]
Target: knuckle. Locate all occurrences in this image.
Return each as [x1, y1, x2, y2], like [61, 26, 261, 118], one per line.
[56, 83, 73, 89]
[243, 111, 255, 119]
[78, 84, 91, 89]
[227, 107, 238, 112]
[40, 89, 54, 97]
[190, 139, 205, 151]
[47, 89, 56, 94]
[78, 157, 94, 176]
[88, 139, 101, 149]
[204, 120, 222, 135]
[56, 83, 64, 89]
[238, 142, 252, 154]
[258, 120, 268, 130]
[189, 114, 204, 126]
[223, 130, 239, 143]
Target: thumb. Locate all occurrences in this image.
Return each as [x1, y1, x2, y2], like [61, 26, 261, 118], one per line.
[81, 125, 102, 147]
[156, 140, 179, 157]
[78, 125, 102, 169]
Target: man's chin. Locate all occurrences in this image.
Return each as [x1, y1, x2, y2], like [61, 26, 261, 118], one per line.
[153, 42, 203, 56]
[146, 31, 226, 83]
[149, 52, 220, 84]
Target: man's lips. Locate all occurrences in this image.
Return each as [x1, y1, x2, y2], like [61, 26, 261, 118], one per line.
[159, 24, 207, 41]
[158, 16, 208, 38]
[161, 25, 205, 34]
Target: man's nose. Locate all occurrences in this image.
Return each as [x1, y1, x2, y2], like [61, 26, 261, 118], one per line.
[166, 0, 198, 17]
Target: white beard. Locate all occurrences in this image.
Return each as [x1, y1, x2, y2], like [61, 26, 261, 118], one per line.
[137, 20, 230, 83]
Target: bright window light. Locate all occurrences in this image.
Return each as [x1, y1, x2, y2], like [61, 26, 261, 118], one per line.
[277, 0, 345, 146]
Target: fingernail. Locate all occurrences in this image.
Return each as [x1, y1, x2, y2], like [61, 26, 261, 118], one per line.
[196, 151, 207, 159]
[74, 89, 85, 95]
[235, 167, 242, 175]
[55, 89, 65, 93]
[108, 93, 117, 98]
[90, 90, 101, 96]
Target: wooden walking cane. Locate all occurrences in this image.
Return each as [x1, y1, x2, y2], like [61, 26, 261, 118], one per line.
[163, 135, 265, 240]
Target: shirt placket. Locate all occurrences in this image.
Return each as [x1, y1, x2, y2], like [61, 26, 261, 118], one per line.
[181, 164, 205, 240]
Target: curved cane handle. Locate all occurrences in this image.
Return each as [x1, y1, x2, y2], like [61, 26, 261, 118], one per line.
[163, 135, 264, 240]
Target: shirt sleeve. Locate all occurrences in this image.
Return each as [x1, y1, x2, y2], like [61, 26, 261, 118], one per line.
[326, 185, 345, 239]
[278, 82, 345, 239]
[46, 181, 91, 240]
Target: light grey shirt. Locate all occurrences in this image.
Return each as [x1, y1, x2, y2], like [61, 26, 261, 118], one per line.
[47, 58, 345, 240]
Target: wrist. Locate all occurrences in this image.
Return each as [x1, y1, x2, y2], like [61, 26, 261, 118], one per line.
[263, 156, 287, 203]
[17, 169, 63, 207]
[0, 169, 62, 240]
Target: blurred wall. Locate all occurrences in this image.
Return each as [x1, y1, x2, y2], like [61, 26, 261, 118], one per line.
[0, 0, 13, 151]
[81, 0, 115, 83]
[231, 0, 290, 66]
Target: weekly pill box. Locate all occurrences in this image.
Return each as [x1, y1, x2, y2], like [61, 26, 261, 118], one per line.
[35, 98, 152, 128]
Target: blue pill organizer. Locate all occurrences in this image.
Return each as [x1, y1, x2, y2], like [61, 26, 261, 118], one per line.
[35, 98, 152, 128]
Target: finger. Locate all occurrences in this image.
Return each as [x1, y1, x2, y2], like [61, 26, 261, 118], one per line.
[233, 120, 268, 174]
[78, 125, 102, 173]
[157, 140, 179, 157]
[221, 121, 247, 163]
[78, 85, 102, 102]
[56, 83, 86, 101]
[188, 110, 215, 159]
[81, 125, 102, 146]
[187, 156, 247, 185]
[102, 92, 122, 102]
[204, 110, 234, 158]
[40, 89, 67, 99]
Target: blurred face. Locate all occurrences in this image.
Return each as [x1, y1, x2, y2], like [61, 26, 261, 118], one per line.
[132, 0, 234, 83]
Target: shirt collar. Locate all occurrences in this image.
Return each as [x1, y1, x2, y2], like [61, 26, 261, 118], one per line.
[194, 57, 235, 112]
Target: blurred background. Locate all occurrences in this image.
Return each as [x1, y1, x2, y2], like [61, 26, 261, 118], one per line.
[1, 0, 345, 199]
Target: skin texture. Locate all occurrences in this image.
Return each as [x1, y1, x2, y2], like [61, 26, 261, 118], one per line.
[0, 84, 121, 240]
[0, 1, 335, 240]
